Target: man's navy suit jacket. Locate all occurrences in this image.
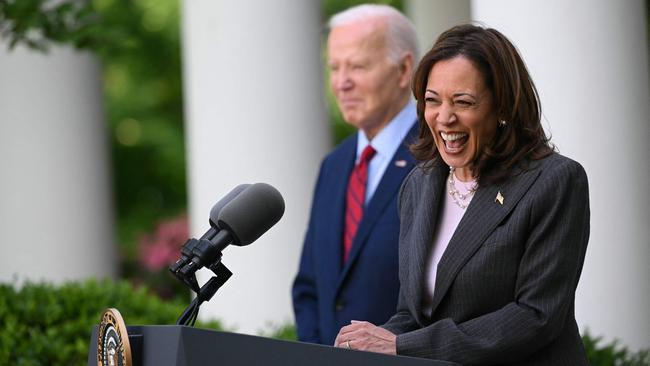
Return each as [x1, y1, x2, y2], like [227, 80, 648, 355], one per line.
[292, 125, 418, 345]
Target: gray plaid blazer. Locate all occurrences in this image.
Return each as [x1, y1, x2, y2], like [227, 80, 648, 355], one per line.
[382, 153, 590, 366]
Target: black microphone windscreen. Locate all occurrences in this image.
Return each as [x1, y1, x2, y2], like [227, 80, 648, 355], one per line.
[217, 183, 285, 246]
[209, 184, 252, 228]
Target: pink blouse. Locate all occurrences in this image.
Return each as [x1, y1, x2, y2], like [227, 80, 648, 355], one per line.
[422, 173, 477, 317]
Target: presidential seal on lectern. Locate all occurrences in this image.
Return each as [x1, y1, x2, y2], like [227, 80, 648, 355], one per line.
[97, 308, 131, 366]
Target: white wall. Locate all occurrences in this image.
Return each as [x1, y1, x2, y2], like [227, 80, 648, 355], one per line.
[472, 0, 650, 350]
[182, 0, 330, 333]
[0, 44, 116, 283]
[405, 0, 471, 55]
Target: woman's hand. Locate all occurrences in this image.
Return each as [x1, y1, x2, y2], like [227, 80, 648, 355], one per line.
[334, 320, 397, 355]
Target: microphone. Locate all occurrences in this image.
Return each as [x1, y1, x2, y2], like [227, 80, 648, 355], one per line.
[169, 184, 251, 274]
[179, 182, 285, 276]
[203, 183, 252, 240]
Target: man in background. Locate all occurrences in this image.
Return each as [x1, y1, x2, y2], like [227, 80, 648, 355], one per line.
[292, 4, 419, 345]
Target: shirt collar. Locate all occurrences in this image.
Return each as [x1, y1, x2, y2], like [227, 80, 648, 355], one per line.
[356, 101, 417, 161]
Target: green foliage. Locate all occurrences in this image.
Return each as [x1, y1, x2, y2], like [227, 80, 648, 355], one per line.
[0, 0, 102, 51]
[95, 0, 187, 262]
[0, 279, 221, 365]
[260, 323, 298, 341]
[1, 0, 187, 273]
[583, 330, 650, 366]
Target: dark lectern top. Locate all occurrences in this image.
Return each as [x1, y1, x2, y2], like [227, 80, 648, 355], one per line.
[88, 325, 459, 366]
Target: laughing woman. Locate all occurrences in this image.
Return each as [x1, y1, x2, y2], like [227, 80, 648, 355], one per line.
[334, 24, 590, 365]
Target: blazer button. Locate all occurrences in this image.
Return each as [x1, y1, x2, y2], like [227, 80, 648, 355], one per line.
[335, 301, 345, 311]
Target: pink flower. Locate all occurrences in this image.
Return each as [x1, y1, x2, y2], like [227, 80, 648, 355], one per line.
[138, 215, 189, 271]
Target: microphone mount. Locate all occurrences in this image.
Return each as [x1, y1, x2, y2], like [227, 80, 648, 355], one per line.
[169, 237, 233, 326]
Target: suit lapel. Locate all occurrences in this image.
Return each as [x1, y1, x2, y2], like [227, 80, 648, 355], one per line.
[321, 140, 356, 282]
[407, 165, 447, 325]
[428, 164, 543, 314]
[336, 129, 417, 294]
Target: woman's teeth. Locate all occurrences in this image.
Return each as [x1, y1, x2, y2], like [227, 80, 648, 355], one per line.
[440, 131, 468, 150]
[441, 132, 467, 141]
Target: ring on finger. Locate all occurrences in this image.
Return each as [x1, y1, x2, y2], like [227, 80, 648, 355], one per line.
[346, 340, 351, 349]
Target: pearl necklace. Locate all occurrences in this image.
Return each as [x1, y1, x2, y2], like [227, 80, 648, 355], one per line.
[447, 167, 478, 209]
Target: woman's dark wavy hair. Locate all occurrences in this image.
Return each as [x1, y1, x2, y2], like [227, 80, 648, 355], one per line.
[410, 24, 553, 185]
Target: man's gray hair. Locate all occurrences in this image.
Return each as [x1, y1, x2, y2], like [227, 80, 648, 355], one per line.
[328, 4, 419, 64]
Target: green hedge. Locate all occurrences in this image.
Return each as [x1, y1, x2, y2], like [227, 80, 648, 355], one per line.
[0, 279, 220, 365]
[583, 330, 650, 366]
[0, 280, 647, 365]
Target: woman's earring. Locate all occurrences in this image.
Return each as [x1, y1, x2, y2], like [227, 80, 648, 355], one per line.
[499, 119, 507, 127]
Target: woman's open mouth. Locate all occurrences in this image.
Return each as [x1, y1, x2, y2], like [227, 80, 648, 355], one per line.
[440, 131, 468, 153]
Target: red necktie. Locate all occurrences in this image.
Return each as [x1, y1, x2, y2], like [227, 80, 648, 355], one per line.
[343, 145, 376, 263]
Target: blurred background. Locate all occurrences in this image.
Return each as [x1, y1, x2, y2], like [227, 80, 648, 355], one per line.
[0, 0, 648, 364]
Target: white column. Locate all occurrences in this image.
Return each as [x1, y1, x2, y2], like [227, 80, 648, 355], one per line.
[0, 44, 116, 283]
[472, 0, 650, 350]
[182, 0, 330, 333]
[405, 0, 471, 58]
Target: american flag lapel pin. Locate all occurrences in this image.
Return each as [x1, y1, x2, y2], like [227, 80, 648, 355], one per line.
[495, 191, 504, 205]
[394, 160, 407, 168]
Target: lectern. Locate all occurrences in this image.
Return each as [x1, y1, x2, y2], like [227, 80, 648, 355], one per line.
[88, 325, 459, 366]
